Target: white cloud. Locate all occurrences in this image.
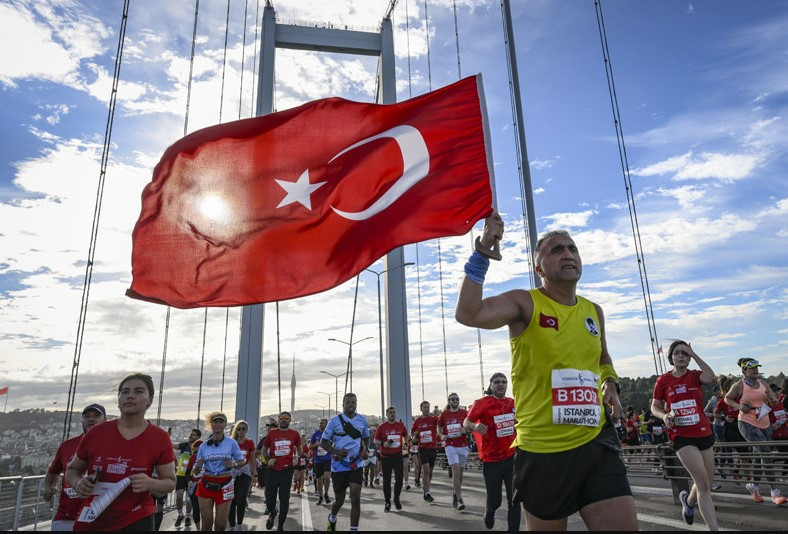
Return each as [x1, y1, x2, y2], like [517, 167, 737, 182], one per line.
[634, 151, 761, 182]
[543, 210, 596, 231]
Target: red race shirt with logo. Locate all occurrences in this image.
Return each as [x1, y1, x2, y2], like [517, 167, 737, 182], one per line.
[411, 416, 438, 450]
[438, 408, 469, 448]
[48, 434, 84, 521]
[653, 370, 711, 441]
[466, 396, 516, 463]
[73, 420, 175, 531]
[375, 421, 408, 457]
[261, 428, 301, 471]
[717, 398, 739, 421]
[769, 398, 788, 440]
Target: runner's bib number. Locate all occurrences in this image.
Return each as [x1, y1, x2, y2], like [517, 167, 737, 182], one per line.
[222, 479, 235, 500]
[551, 369, 601, 427]
[419, 430, 433, 444]
[317, 446, 328, 457]
[274, 439, 291, 457]
[446, 423, 462, 438]
[493, 413, 515, 437]
[386, 434, 401, 447]
[670, 399, 700, 426]
[775, 409, 787, 426]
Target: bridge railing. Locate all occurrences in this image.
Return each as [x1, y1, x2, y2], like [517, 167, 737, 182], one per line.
[0, 476, 50, 532]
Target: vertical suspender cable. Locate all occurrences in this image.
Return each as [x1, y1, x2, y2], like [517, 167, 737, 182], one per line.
[196, 309, 208, 427]
[423, 0, 449, 398]
[276, 302, 282, 413]
[452, 0, 461, 79]
[238, 0, 249, 119]
[157, 0, 201, 428]
[251, 0, 261, 109]
[63, 0, 131, 440]
[220, 309, 229, 411]
[219, 0, 231, 121]
[593, 0, 663, 374]
[343, 276, 361, 395]
[403, 0, 425, 401]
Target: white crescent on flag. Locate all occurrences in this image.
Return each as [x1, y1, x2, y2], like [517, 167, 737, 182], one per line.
[329, 125, 430, 221]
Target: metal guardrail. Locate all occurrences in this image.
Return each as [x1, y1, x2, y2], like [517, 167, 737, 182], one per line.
[0, 476, 50, 532]
[3, 441, 784, 530]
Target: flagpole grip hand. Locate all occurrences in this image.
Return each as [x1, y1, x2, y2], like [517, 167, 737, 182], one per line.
[476, 213, 503, 261]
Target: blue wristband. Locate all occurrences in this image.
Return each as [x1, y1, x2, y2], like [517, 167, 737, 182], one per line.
[464, 250, 490, 285]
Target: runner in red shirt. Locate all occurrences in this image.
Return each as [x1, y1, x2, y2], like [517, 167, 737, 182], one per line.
[261, 411, 301, 531]
[44, 403, 107, 531]
[464, 372, 520, 531]
[651, 341, 717, 529]
[65, 373, 176, 531]
[411, 401, 438, 503]
[437, 393, 469, 510]
[374, 406, 408, 512]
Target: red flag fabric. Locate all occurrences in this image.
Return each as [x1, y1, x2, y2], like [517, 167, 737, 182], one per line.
[127, 75, 494, 308]
[539, 313, 559, 331]
[0, 386, 8, 395]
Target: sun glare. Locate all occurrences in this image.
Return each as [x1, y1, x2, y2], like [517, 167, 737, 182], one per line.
[199, 193, 229, 223]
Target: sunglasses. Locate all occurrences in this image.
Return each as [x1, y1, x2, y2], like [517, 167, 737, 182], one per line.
[492, 379, 508, 384]
[741, 360, 761, 369]
[237, 426, 248, 431]
[279, 416, 291, 421]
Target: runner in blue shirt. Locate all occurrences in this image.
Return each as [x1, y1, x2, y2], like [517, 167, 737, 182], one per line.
[309, 418, 332, 505]
[319, 393, 370, 532]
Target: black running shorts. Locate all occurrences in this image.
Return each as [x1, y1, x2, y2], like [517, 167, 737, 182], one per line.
[314, 460, 331, 477]
[673, 433, 714, 452]
[513, 424, 631, 520]
[418, 448, 437, 467]
[176, 475, 189, 491]
[331, 468, 363, 494]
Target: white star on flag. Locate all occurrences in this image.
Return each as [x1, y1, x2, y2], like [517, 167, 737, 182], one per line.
[275, 170, 326, 210]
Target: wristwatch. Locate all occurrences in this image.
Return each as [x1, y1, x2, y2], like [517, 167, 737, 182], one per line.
[602, 378, 621, 395]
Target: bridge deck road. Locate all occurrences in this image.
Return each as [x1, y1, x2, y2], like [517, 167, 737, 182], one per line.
[158, 470, 786, 531]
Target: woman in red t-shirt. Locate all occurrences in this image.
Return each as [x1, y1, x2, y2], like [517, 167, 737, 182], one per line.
[651, 341, 717, 530]
[65, 373, 176, 531]
[464, 373, 520, 531]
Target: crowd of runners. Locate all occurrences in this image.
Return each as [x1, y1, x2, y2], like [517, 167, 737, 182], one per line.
[41, 215, 786, 531]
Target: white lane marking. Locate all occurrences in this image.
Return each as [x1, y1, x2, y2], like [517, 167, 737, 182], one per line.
[636, 512, 735, 531]
[301, 490, 313, 531]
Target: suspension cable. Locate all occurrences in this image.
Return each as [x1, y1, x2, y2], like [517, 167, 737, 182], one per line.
[452, 0, 461, 79]
[251, 0, 261, 113]
[593, 0, 663, 375]
[276, 302, 282, 413]
[157, 0, 201, 430]
[218, 0, 231, 122]
[343, 276, 361, 395]
[404, 0, 413, 99]
[220, 308, 229, 411]
[238, 0, 249, 119]
[196, 309, 208, 427]
[62, 0, 130, 441]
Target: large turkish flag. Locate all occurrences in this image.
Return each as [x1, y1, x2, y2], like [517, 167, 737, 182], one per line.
[127, 75, 494, 308]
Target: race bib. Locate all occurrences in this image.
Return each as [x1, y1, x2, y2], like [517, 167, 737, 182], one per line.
[419, 430, 433, 444]
[274, 439, 291, 457]
[493, 413, 515, 437]
[653, 426, 664, 435]
[317, 446, 328, 457]
[446, 423, 462, 439]
[551, 369, 601, 427]
[222, 479, 235, 500]
[774, 409, 787, 425]
[671, 399, 700, 426]
[386, 434, 401, 447]
[64, 487, 79, 498]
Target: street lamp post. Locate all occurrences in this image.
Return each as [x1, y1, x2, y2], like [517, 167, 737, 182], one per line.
[364, 262, 414, 419]
[328, 336, 372, 391]
[317, 391, 332, 417]
[320, 370, 347, 415]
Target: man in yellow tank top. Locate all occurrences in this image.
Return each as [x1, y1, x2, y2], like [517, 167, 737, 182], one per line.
[456, 213, 637, 531]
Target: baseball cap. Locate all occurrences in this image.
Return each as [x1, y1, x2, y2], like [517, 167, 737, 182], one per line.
[211, 413, 227, 422]
[82, 403, 106, 417]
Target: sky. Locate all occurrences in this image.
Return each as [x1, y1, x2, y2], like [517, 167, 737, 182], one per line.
[0, 0, 786, 426]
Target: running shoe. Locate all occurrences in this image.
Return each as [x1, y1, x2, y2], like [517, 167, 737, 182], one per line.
[712, 482, 722, 491]
[174, 515, 184, 527]
[415, 479, 421, 487]
[185, 517, 192, 527]
[327, 514, 337, 531]
[405, 484, 411, 490]
[746, 482, 764, 503]
[318, 495, 323, 505]
[771, 489, 787, 506]
[424, 491, 435, 503]
[384, 502, 391, 513]
[324, 493, 331, 504]
[266, 514, 275, 530]
[457, 498, 465, 511]
[679, 490, 695, 525]
[483, 509, 495, 529]
[452, 493, 458, 508]
[394, 499, 402, 511]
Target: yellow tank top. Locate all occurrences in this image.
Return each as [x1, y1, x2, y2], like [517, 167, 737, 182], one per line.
[510, 289, 605, 453]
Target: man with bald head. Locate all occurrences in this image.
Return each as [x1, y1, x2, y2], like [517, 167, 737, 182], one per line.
[456, 213, 636, 531]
